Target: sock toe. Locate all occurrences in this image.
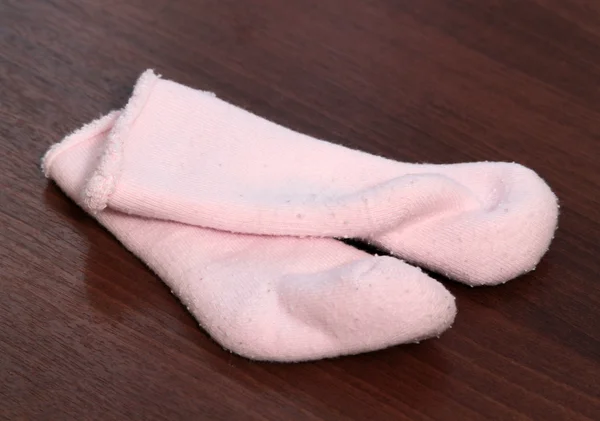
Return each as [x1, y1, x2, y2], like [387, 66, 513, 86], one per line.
[372, 162, 559, 285]
[247, 256, 457, 361]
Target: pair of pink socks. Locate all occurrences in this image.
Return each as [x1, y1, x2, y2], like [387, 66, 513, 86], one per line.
[42, 70, 559, 362]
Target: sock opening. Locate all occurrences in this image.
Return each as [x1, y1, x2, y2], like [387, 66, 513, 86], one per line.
[82, 69, 161, 213]
[41, 112, 120, 178]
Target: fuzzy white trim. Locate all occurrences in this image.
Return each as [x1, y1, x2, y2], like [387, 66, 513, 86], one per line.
[82, 69, 161, 212]
[41, 111, 120, 177]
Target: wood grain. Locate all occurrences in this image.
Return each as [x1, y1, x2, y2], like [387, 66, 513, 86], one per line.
[1, 0, 599, 419]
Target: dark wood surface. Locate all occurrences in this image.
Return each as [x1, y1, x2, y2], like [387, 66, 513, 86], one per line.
[1, 1, 599, 419]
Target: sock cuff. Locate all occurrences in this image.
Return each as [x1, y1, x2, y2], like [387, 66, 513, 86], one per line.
[41, 111, 120, 178]
[82, 69, 161, 213]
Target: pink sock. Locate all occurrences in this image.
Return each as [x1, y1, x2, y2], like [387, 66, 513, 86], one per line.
[80, 70, 558, 286]
[42, 113, 456, 362]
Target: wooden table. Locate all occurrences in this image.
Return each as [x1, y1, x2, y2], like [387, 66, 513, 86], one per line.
[1, 1, 599, 419]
